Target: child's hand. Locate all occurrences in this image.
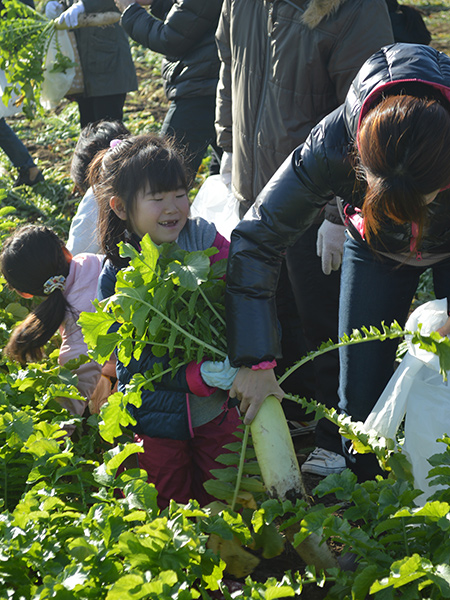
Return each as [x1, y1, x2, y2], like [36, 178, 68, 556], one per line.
[436, 315, 450, 337]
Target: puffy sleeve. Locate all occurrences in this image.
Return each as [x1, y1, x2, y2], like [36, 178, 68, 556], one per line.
[225, 106, 354, 367]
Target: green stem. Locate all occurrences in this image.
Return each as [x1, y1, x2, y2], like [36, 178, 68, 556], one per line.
[198, 286, 226, 328]
[117, 292, 227, 359]
[278, 328, 407, 386]
[401, 517, 410, 556]
[178, 294, 226, 349]
[231, 425, 250, 512]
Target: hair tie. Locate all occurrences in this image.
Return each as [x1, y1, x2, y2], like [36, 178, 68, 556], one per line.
[109, 139, 123, 149]
[43, 275, 66, 295]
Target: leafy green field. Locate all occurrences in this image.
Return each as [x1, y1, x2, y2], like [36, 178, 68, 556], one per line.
[1, 2, 450, 599]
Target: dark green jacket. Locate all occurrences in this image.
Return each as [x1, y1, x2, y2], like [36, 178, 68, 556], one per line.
[64, 0, 137, 97]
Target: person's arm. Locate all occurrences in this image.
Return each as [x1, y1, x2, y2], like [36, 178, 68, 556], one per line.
[66, 189, 101, 256]
[119, 0, 222, 58]
[215, 0, 232, 153]
[225, 107, 353, 421]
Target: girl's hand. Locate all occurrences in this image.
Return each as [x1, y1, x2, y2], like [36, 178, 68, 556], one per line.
[230, 367, 284, 425]
[436, 316, 450, 337]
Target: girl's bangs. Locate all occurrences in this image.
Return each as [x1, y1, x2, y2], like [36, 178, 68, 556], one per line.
[144, 156, 188, 195]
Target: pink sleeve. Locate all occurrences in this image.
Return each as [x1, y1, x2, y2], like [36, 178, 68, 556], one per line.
[186, 360, 217, 397]
[210, 232, 230, 265]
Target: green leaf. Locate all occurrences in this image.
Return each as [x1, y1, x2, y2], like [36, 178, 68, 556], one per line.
[169, 252, 211, 291]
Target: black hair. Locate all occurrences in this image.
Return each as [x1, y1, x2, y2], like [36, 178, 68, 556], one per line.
[70, 120, 130, 194]
[89, 134, 189, 268]
[0, 225, 71, 363]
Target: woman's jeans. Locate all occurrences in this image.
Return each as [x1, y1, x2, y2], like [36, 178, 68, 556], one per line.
[0, 117, 34, 170]
[339, 233, 450, 479]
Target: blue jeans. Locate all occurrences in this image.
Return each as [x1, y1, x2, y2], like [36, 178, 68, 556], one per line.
[0, 117, 34, 170]
[338, 233, 450, 479]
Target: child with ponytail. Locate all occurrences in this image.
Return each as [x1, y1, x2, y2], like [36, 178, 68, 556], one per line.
[90, 134, 240, 508]
[0, 225, 115, 420]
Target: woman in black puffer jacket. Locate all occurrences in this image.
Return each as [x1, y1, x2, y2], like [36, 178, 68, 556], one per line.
[225, 43, 450, 481]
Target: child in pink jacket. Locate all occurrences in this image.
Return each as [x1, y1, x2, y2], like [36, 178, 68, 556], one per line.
[0, 224, 115, 421]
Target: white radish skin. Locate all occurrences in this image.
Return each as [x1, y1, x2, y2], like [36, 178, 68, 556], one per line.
[55, 12, 120, 29]
[250, 394, 306, 502]
[251, 395, 338, 570]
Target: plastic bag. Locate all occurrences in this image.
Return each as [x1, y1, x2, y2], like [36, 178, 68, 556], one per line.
[40, 30, 76, 110]
[190, 174, 240, 240]
[0, 69, 22, 118]
[364, 299, 450, 503]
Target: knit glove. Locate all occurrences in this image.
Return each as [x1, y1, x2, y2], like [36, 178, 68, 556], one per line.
[220, 151, 232, 189]
[57, 1, 85, 27]
[200, 357, 239, 390]
[316, 220, 346, 275]
[45, 1, 64, 19]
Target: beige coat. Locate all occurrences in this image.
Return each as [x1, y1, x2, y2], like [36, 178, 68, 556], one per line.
[215, 0, 394, 208]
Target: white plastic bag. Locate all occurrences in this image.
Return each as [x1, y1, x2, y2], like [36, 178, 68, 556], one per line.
[364, 299, 450, 503]
[0, 69, 22, 118]
[40, 30, 76, 110]
[190, 174, 240, 240]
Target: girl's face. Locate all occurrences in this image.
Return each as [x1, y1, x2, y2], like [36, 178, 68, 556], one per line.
[129, 186, 190, 244]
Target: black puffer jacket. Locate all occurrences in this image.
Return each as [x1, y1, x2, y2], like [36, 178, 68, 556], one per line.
[225, 43, 450, 367]
[120, 0, 222, 100]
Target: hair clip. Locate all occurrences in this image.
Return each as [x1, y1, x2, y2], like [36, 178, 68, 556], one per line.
[43, 274, 66, 295]
[110, 139, 123, 149]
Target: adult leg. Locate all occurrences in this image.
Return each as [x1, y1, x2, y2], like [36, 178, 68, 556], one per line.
[0, 117, 35, 169]
[432, 256, 450, 302]
[286, 223, 342, 455]
[339, 234, 423, 480]
[161, 96, 217, 179]
[76, 94, 126, 129]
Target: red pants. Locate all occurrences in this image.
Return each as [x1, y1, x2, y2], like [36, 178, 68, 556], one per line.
[135, 408, 241, 509]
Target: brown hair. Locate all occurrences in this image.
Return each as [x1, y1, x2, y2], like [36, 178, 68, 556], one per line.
[89, 134, 189, 268]
[357, 94, 450, 244]
[0, 225, 71, 364]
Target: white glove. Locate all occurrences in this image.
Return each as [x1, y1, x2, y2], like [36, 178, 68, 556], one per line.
[220, 151, 232, 189]
[57, 1, 85, 27]
[200, 357, 239, 390]
[45, 1, 64, 19]
[316, 220, 346, 275]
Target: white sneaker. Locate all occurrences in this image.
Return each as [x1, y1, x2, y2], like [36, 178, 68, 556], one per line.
[301, 448, 346, 476]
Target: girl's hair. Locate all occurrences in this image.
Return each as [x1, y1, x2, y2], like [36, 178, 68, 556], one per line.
[0, 225, 71, 364]
[357, 94, 450, 244]
[70, 120, 130, 194]
[89, 134, 189, 268]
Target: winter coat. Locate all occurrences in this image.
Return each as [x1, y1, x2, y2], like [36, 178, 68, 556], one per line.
[62, 0, 137, 97]
[120, 0, 222, 100]
[225, 43, 450, 367]
[215, 0, 394, 209]
[98, 217, 230, 440]
[58, 253, 106, 416]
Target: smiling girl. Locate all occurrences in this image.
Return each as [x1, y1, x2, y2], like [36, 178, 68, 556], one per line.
[89, 134, 239, 508]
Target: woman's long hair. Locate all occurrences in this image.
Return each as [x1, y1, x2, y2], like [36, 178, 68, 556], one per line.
[0, 225, 71, 364]
[357, 94, 450, 245]
[89, 134, 189, 268]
